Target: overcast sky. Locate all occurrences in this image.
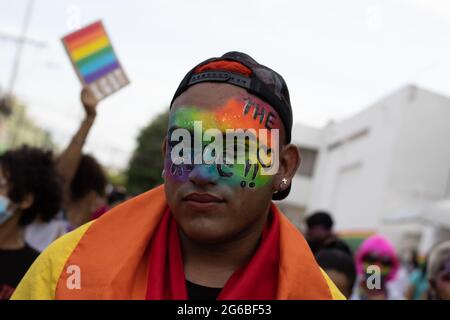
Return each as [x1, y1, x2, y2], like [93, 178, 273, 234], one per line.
[1, 0, 450, 169]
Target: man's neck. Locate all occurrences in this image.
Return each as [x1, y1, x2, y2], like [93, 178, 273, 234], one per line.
[180, 209, 271, 288]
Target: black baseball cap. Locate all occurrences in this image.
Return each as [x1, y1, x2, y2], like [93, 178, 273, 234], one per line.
[170, 51, 293, 200]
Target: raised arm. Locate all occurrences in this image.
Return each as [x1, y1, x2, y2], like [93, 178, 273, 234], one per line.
[56, 88, 98, 201]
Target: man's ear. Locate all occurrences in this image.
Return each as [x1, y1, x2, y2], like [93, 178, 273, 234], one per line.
[273, 144, 301, 193]
[161, 137, 168, 180]
[18, 193, 34, 210]
[161, 137, 168, 158]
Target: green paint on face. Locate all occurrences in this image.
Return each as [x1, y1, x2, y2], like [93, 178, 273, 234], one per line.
[166, 98, 280, 189]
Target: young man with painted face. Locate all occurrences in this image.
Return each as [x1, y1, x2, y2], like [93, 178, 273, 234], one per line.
[12, 52, 344, 300]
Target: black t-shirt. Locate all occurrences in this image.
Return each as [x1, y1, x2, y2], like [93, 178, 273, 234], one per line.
[0, 244, 39, 300]
[186, 280, 222, 300]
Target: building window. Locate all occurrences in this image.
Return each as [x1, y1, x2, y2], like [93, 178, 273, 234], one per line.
[297, 147, 318, 177]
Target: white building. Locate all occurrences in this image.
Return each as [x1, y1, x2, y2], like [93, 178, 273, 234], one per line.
[280, 85, 450, 253]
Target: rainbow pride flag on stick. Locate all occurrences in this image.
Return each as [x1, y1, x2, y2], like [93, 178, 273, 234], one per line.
[62, 21, 129, 101]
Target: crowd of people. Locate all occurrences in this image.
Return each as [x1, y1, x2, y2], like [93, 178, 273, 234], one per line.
[305, 211, 450, 300]
[0, 89, 126, 299]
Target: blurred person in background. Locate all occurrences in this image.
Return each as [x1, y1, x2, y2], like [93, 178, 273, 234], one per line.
[352, 234, 403, 300]
[427, 240, 450, 300]
[320, 237, 353, 256]
[0, 146, 62, 299]
[66, 154, 108, 225]
[23, 89, 108, 252]
[24, 207, 71, 253]
[405, 251, 429, 300]
[305, 211, 336, 254]
[316, 248, 356, 299]
[56, 89, 108, 227]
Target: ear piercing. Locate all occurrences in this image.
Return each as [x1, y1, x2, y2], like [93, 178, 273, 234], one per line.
[274, 178, 289, 194]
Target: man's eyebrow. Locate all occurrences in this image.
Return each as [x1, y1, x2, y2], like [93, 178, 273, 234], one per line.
[168, 125, 189, 132]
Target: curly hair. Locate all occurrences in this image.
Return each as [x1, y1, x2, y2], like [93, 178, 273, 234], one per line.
[0, 145, 63, 226]
[70, 154, 107, 201]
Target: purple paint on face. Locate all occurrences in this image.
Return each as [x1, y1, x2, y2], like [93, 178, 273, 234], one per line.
[165, 96, 281, 189]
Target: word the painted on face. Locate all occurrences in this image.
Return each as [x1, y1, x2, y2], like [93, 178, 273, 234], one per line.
[169, 161, 193, 178]
[240, 159, 259, 188]
[168, 160, 265, 190]
[242, 98, 276, 130]
[216, 163, 233, 178]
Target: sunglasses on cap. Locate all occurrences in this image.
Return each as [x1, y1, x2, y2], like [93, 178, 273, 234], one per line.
[362, 253, 393, 267]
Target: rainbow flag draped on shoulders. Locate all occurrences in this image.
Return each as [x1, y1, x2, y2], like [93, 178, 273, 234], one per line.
[11, 185, 344, 300]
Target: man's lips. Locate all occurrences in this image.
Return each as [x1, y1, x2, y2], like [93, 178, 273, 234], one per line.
[183, 192, 225, 203]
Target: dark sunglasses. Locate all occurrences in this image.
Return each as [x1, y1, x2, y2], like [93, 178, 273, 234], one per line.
[362, 253, 393, 267]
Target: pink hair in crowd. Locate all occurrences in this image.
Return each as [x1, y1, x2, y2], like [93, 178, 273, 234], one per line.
[355, 234, 400, 281]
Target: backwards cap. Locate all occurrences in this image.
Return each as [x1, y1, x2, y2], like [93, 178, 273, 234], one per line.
[170, 52, 294, 200]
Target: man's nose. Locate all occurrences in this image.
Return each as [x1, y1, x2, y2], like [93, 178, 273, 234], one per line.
[188, 164, 219, 187]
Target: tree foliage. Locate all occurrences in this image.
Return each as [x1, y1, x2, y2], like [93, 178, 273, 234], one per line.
[126, 110, 169, 195]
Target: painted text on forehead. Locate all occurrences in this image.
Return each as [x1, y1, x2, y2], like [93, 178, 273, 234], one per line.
[169, 96, 282, 132]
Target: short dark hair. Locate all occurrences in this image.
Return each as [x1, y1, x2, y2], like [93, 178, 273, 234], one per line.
[70, 154, 107, 201]
[306, 211, 334, 230]
[0, 145, 63, 226]
[316, 249, 357, 289]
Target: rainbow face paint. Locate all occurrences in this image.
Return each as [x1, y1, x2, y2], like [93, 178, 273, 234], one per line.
[165, 96, 281, 189]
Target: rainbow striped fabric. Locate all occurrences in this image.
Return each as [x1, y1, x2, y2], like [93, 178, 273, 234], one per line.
[62, 21, 129, 101]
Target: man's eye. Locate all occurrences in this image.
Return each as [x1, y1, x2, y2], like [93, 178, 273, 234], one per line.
[222, 143, 247, 163]
[168, 140, 178, 148]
